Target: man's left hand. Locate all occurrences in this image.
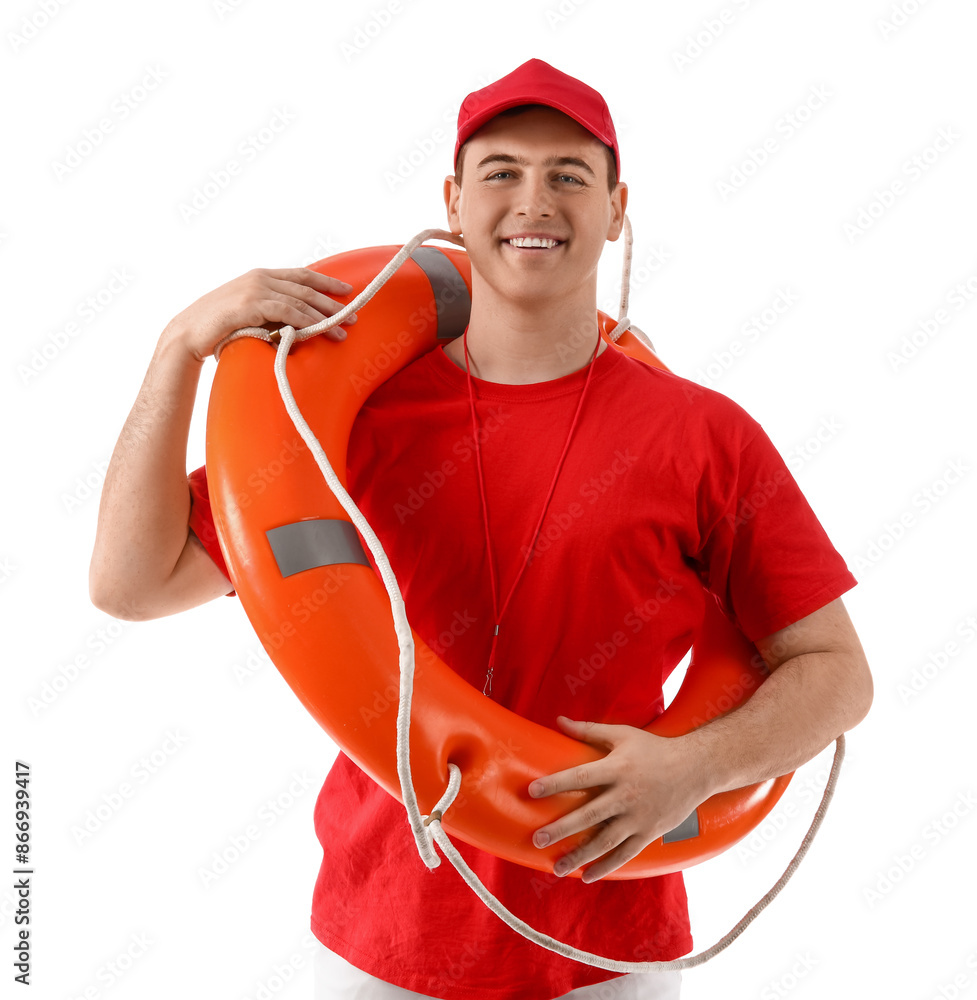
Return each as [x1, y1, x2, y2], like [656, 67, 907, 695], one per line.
[528, 716, 707, 883]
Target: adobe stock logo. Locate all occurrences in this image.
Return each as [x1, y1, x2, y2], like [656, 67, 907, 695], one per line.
[339, 1, 406, 62]
[671, 0, 760, 72]
[383, 102, 460, 192]
[197, 771, 317, 888]
[70, 731, 190, 846]
[784, 417, 843, 475]
[877, 0, 936, 40]
[717, 85, 832, 202]
[862, 790, 976, 908]
[544, 0, 591, 28]
[736, 763, 832, 863]
[9, 0, 72, 52]
[18, 269, 134, 386]
[67, 932, 153, 999]
[177, 108, 296, 223]
[28, 617, 134, 717]
[692, 287, 798, 389]
[760, 954, 818, 999]
[886, 267, 977, 372]
[853, 459, 969, 573]
[51, 67, 168, 180]
[842, 127, 961, 244]
[895, 610, 977, 706]
[212, 0, 251, 18]
[61, 458, 110, 514]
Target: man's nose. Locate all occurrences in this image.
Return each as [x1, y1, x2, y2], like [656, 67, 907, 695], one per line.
[515, 173, 555, 217]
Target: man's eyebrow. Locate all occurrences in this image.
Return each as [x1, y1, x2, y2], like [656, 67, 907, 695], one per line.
[474, 153, 597, 178]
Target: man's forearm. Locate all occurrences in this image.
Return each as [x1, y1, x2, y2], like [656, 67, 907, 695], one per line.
[89, 322, 203, 617]
[683, 640, 872, 799]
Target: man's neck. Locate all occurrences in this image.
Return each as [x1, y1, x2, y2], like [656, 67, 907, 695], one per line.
[442, 285, 607, 385]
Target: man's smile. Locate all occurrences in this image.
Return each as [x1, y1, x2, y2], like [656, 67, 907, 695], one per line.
[503, 235, 565, 250]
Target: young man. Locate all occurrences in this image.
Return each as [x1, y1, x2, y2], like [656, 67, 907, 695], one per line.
[90, 60, 872, 999]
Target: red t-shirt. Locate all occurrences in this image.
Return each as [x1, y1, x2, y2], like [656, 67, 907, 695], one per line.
[188, 342, 856, 998]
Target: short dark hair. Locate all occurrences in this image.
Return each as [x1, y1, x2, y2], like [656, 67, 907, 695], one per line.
[454, 104, 618, 193]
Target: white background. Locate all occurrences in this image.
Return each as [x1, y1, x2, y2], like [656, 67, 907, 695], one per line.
[3, 1, 976, 998]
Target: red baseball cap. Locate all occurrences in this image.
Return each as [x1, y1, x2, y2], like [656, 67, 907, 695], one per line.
[454, 59, 620, 180]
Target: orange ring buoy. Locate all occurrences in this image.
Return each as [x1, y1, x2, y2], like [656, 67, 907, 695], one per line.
[205, 244, 793, 879]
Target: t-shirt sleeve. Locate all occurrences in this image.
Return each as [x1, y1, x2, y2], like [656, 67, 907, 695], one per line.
[692, 410, 856, 643]
[187, 465, 236, 597]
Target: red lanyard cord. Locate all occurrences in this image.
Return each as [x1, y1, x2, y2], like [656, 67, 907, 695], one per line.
[463, 327, 602, 696]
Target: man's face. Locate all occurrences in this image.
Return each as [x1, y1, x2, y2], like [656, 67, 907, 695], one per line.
[443, 107, 627, 308]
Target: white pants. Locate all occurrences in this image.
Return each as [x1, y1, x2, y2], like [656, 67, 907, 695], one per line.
[313, 940, 682, 999]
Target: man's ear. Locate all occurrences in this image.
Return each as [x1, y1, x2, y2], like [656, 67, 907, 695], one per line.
[444, 175, 462, 235]
[607, 182, 628, 242]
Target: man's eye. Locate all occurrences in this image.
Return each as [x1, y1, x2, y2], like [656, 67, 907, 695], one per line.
[487, 170, 513, 180]
[557, 174, 583, 185]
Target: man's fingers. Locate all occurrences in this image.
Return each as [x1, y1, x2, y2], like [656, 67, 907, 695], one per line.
[294, 270, 360, 320]
[556, 716, 627, 750]
[265, 267, 354, 298]
[528, 720, 629, 799]
[302, 271, 356, 297]
[550, 818, 634, 878]
[579, 835, 646, 883]
[529, 759, 609, 799]
[532, 789, 617, 850]
[279, 272, 359, 320]
[261, 275, 359, 336]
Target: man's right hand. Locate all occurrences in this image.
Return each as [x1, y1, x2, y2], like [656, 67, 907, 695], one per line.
[166, 267, 360, 362]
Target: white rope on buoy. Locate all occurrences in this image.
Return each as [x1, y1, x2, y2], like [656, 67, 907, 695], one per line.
[219, 220, 844, 971]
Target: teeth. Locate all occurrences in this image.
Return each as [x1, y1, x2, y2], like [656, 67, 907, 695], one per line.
[508, 237, 559, 248]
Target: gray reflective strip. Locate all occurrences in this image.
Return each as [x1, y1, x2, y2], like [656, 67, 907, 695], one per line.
[410, 246, 471, 340]
[662, 810, 699, 844]
[266, 519, 369, 578]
